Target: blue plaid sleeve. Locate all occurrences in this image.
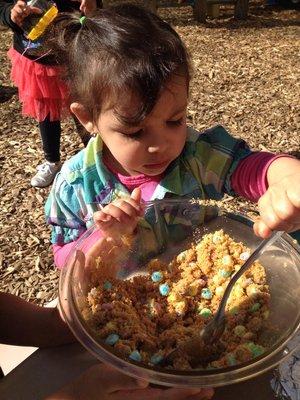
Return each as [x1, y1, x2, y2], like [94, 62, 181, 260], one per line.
[45, 171, 87, 245]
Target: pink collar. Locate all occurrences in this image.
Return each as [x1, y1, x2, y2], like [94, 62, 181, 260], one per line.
[104, 158, 162, 190]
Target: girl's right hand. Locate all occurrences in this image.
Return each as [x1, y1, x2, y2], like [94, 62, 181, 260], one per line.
[93, 188, 143, 238]
[11, 0, 42, 27]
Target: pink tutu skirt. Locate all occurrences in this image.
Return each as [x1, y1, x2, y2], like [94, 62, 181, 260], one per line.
[8, 48, 69, 122]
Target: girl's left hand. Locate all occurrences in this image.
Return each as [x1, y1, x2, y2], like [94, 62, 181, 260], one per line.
[254, 173, 300, 238]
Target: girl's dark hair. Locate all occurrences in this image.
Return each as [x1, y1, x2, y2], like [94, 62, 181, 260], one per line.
[46, 4, 191, 124]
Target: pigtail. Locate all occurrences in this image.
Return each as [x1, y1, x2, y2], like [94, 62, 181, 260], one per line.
[38, 5, 191, 124]
[41, 11, 100, 110]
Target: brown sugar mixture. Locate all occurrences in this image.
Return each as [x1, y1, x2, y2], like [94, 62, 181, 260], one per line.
[81, 230, 271, 370]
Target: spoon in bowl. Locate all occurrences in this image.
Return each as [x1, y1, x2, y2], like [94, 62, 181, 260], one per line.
[163, 230, 283, 366]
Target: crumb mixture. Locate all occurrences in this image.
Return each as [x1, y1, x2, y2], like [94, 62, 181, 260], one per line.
[81, 230, 271, 370]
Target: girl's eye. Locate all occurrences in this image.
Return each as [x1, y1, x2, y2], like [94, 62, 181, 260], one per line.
[167, 118, 183, 127]
[120, 129, 143, 139]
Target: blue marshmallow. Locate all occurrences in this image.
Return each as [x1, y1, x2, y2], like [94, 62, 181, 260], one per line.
[201, 288, 212, 300]
[151, 271, 163, 283]
[129, 350, 142, 362]
[159, 283, 170, 296]
[150, 353, 164, 365]
[105, 333, 119, 346]
[103, 280, 112, 290]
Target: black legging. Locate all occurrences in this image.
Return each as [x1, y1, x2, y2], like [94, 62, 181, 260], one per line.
[39, 114, 92, 162]
[39, 116, 61, 163]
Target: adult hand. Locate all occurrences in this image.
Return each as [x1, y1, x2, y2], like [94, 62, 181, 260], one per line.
[71, 0, 97, 16]
[45, 363, 214, 399]
[93, 188, 143, 237]
[254, 172, 300, 238]
[79, 0, 97, 15]
[10, 0, 42, 27]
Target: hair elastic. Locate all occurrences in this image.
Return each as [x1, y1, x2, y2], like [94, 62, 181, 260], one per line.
[79, 16, 86, 25]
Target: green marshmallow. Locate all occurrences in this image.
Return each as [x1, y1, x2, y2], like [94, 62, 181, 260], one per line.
[229, 306, 239, 315]
[251, 345, 265, 357]
[234, 325, 246, 337]
[226, 353, 237, 366]
[199, 307, 212, 317]
[245, 342, 265, 358]
[250, 302, 261, 313]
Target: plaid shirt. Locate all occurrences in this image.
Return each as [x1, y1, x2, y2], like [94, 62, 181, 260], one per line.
[45, 125, 251, 246]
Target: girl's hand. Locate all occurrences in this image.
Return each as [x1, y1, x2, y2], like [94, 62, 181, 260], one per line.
[83, 188, 143, 274]
[11, 0, 42, 27]
[254, 173, 300, 238]
[93, 188, 143, 237]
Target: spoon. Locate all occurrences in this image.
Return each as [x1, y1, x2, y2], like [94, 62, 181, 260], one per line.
[163, 230, 283, 366]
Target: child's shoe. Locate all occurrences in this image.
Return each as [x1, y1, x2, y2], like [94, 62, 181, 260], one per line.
[30, 161, 61, 188]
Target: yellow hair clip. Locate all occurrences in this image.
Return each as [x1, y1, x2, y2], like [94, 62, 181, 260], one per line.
[27, 4, 58, 41]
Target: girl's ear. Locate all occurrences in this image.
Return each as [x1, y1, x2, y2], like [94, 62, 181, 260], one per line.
[70, 103, 96, 133]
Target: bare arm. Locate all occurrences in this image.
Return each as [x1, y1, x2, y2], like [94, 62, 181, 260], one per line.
[0, 292, 74, 347]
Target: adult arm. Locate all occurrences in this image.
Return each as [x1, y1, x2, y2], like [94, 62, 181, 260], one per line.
[0, 292, 74, 347]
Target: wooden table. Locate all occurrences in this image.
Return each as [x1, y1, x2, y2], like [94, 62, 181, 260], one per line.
[193, 0, 249, 22]
[141, 0, 249, 22]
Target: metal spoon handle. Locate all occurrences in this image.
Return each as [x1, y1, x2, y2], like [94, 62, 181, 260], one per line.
[215, 230, 284, 322]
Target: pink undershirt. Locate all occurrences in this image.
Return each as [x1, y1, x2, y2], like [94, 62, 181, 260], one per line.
[53, 152, 290, 269]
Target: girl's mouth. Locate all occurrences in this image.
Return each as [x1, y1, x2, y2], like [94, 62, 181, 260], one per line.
[144, 160, 170, 169]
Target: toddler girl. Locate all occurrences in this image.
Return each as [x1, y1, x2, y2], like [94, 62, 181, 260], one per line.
[44, 4, 300, 268]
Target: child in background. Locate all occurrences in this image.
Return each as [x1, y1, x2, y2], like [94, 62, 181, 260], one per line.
[44, 4, 300, 269]
[0, 0, 97, 188]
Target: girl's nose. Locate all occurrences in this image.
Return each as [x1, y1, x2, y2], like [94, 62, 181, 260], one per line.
[146, 126, 168, 153]
[148, 145, 160, 153]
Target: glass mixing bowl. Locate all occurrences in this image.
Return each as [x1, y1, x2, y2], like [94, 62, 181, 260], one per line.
[59, 200, 300, 387]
